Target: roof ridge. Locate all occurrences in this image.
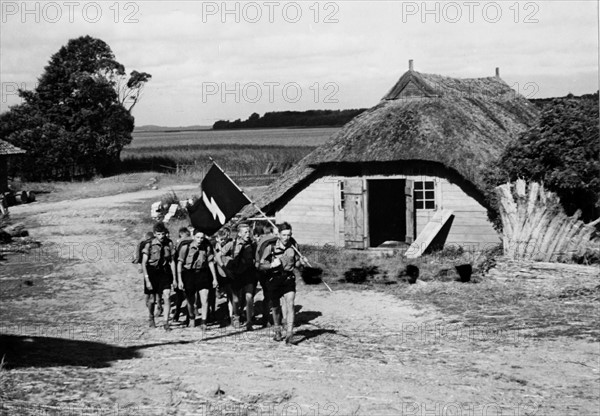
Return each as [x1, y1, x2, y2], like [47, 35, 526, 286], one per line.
[384, 69, 512, 101]
[416, 71, 504, 81]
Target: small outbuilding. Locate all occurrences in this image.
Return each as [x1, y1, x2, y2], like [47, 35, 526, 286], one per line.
[248, 62, 540, 251]
[0, 139, 26, 193]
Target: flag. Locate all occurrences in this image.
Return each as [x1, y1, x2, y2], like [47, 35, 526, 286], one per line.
[187, 164, 251, 235]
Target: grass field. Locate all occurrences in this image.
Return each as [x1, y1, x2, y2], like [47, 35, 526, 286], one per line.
[122, 127, 337, 175]
[129, 127, 338, 148]
[121, 144, 313, 175]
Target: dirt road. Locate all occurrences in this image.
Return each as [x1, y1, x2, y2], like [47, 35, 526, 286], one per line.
[1, 188, 598, 415]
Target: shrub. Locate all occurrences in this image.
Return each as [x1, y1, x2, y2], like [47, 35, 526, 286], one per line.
[485, 93, 600, 223]
[343, 265, 379, 284]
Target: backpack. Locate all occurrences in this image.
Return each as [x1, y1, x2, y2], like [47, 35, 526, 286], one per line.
[255, 235, 279, 266]
[255, 235, 298, 269]
[174, 238, 194, 263]
[222, 237, 255, 275]
[132, 237, 153, 264]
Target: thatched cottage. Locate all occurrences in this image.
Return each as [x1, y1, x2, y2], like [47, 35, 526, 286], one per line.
[247, 62, 540, 251]
[0, 139, 25, 193]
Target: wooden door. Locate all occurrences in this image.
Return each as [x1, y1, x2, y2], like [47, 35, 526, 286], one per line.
[405, 180, 414, 243]
[343, 178, 366, 249]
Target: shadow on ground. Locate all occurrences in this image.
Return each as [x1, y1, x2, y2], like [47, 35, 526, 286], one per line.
[0, 334, 194, 369]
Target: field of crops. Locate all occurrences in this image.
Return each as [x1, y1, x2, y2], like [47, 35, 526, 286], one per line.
[128, 127, 338, 148]
[121, 127, 338, 175]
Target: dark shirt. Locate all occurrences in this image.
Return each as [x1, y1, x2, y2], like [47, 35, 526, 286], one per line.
[143, 237, 174, 267]
[221, 238, 255, 275]
[180, 239, 214, 270]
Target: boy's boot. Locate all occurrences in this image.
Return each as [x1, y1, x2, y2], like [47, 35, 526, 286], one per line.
[146, 297, 156, 328]
[284, 326, 293, 345]
[285, 312, 294, 345]
[271, 308, 283, 341]
[163, 314, 171, 331]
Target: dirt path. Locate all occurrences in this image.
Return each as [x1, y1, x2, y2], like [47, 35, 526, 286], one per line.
[1, 190, 598, 415]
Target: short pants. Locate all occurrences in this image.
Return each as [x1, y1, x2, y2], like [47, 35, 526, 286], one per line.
[144, 266, 173, 295]
[231, 270, 258, 292]
[267, 272, 296, 302]
[182, 268, 213, 298]
[215, 264, 231, 288]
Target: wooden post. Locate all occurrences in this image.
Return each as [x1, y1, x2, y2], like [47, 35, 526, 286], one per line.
[405, 180, 414, 243]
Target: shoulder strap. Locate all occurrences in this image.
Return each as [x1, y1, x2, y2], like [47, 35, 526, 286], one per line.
[176, 238, 192, 257]
[182, 240, 194, 263]
[231, 237, 241, 256]
[188, 240, 210, 268]
[146, 238, 159, 261]
[190, 242, 204, 266]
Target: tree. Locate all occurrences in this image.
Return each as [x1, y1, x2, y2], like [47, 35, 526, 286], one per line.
[0, 35, 151, 180]
[112, 70, 152, 113]
[486, 93, 599, 222]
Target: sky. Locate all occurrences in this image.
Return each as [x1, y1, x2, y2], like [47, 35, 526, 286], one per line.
[1, 0, 598, 126]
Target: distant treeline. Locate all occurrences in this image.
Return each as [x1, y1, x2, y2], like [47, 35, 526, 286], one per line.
[212, 109, 367, 129]
[529, 92, 598, 109]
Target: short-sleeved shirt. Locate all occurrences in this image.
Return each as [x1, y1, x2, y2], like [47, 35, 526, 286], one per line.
[143, 237, 174, 267]
[180, 239, 214, 270]
[221, 238, 255, 275]
[259, 239, 299, 273]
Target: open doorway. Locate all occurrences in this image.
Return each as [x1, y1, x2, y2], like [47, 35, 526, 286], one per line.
[367, 179, 407, 247]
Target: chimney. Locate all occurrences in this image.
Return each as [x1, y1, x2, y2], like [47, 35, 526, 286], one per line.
[409, 59, 414, 71]
[495, 67, 500, 78]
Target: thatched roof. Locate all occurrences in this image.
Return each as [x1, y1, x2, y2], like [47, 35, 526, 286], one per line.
[0, 139, 25, 156]
[246, 69, 540, 216]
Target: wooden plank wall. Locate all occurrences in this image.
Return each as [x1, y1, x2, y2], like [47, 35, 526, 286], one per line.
[275, 178, 338, 246]
[437, 179, 501, 247]
[275, 174, 501, 248]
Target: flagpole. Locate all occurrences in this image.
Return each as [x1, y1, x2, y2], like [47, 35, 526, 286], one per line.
[207, 157, 333, 292]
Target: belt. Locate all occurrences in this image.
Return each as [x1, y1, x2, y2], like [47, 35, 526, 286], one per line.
[183, 266, 209, 272]
[269, 270, 294, 280]
[148, 264, 170, 270]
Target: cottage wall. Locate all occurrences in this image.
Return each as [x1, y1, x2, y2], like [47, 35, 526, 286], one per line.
[274, 172, 500, 249]
[414, 177, 501, 248]
[275, 177, 339, 246]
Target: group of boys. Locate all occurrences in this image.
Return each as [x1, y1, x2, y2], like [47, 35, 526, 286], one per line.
[138, 220, 306, 344]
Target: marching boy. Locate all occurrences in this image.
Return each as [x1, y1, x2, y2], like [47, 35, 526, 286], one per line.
[178, 228, 218, 330]
[214, 227, 234, 326]
[258, 222, 307, 344]
[142, 222, 177, 330]
[216, 223, 257, 331]
[253, 221, 277, 328]
[172, 227, 193, 323]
